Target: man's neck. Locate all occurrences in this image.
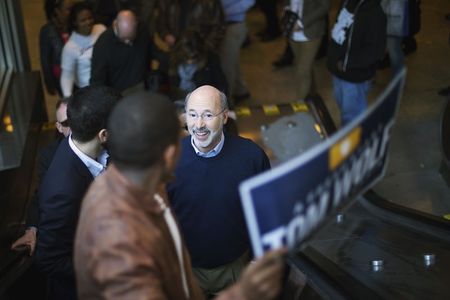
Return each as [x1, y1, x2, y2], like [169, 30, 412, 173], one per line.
[119, 166, 162, 194]
[73, 138, 102, 160]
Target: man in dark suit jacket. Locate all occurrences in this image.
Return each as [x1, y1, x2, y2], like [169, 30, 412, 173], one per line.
[36, 86, 121, 300]
[11, 98, 70, 255]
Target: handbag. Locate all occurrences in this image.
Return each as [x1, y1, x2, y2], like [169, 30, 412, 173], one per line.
[281, 9, 299, 37]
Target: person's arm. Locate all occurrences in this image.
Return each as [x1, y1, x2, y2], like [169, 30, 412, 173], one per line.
[346, 11, 387, 70]
[60, 43, 76, 97]
[11, 140, 61, 255]
[90, 34, 108, 86]
[39, 25, 58, 95]
[37, 192, 79, 279]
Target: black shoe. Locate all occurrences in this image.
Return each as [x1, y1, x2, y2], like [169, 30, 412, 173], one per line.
[438, 86, 450, 97]
[272, 54, 293, 69]
[241, 36, 251, 48]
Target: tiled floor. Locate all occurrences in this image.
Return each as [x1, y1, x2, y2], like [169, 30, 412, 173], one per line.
[19, 0, 450, 216]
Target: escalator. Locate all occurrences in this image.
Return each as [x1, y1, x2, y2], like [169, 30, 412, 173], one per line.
[235, 92, 450, 299]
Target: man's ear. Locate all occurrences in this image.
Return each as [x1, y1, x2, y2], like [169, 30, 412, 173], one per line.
[98, 129, 108, 143]
[55, 122, 63, 134]
[223, 110, 229, 125]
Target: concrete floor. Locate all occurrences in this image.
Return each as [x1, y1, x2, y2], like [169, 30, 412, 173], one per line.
[19, 0, 450, 217]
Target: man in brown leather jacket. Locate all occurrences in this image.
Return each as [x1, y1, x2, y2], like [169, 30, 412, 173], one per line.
[74, 92, 285, 300]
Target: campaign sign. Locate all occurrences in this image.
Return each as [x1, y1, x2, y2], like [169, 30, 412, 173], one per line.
[240, 70, 406, 257]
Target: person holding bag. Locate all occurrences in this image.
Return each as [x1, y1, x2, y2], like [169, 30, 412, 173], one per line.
[282, 0, 330, 101]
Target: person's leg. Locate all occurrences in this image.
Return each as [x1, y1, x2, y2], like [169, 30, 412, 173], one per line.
[338, 80, 370, 126]
[273, 40, 294, 68]
[290, 38, 321, 100]
[387, 36, 405, 75]
[193, 252, 249, 299]
[219, 22, 249, 107]
[257, 0, 281, 41]
[332, 76, 344, 118]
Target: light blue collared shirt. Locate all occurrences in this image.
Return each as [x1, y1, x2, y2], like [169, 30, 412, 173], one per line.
[191, 133, 225, 158]
[68, 135, 108, 177]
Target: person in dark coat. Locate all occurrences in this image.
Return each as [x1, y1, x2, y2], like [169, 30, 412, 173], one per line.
[170, 29, 228, 100]
[39, 0, 74, 96]
[35, 86, 121, 300]
[11, 99, 71, 256]
[327, 0, 386, 126]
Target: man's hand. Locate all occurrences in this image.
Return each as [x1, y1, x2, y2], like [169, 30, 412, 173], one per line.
[11, 228, 37, 256]
[238, 249, 287, 300]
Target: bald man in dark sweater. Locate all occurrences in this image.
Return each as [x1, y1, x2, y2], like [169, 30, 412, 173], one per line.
[167, 85, 270, 298]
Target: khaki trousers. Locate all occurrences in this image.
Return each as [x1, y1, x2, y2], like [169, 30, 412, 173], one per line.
[289, 38, 321, 100]
[193, 251, 250, 299]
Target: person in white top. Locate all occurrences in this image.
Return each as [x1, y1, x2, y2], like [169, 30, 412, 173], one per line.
[286, 0, 330, 101]
[60, 2, 105, 97]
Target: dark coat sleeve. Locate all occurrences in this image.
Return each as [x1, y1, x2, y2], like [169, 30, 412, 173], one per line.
[90, 32, 109, 86]
[39, 25, 60, 95]
[25, 140, 61, 228]
[346, 9, 387, 70]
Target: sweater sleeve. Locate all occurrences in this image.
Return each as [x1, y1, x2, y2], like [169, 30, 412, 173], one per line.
[90, 34, 108, 86]
[60, 42, 76, 97]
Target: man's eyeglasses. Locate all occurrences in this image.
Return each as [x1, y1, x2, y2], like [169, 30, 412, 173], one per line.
[58, 119, 69, 127]
[186, 109, 226, 121]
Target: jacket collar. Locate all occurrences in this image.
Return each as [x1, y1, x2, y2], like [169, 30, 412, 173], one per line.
[106, 164, 164, 215]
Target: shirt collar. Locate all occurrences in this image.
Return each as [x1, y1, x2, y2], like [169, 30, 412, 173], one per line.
[191, 132, 225, 158]
[69, 135, 108, 177]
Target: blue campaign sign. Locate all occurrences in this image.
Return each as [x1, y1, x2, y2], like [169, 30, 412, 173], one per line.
[240, 70, 406, 257]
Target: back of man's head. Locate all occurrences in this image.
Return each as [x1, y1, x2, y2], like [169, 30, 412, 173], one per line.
[108, 92, 180, 169]
[68, 86, 121, 143]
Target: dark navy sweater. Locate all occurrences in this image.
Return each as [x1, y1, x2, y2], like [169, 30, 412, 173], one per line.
[168, 134, 270, 268]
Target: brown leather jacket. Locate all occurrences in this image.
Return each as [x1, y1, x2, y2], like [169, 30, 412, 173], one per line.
[74, 165, 245, 300]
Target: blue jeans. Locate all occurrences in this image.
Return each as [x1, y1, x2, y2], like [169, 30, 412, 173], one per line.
[333, 76, 371, 126]
[387, 36, 405, 75]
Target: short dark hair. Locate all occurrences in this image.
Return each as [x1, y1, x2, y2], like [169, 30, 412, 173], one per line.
[44, 0, 65, 21]
[108, 92, 180, 169]
[68, 2, 93, 33]
[67, 86, 121, 143]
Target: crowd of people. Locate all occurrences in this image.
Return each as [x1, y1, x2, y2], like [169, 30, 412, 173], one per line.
[11, 0, 425, 299]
